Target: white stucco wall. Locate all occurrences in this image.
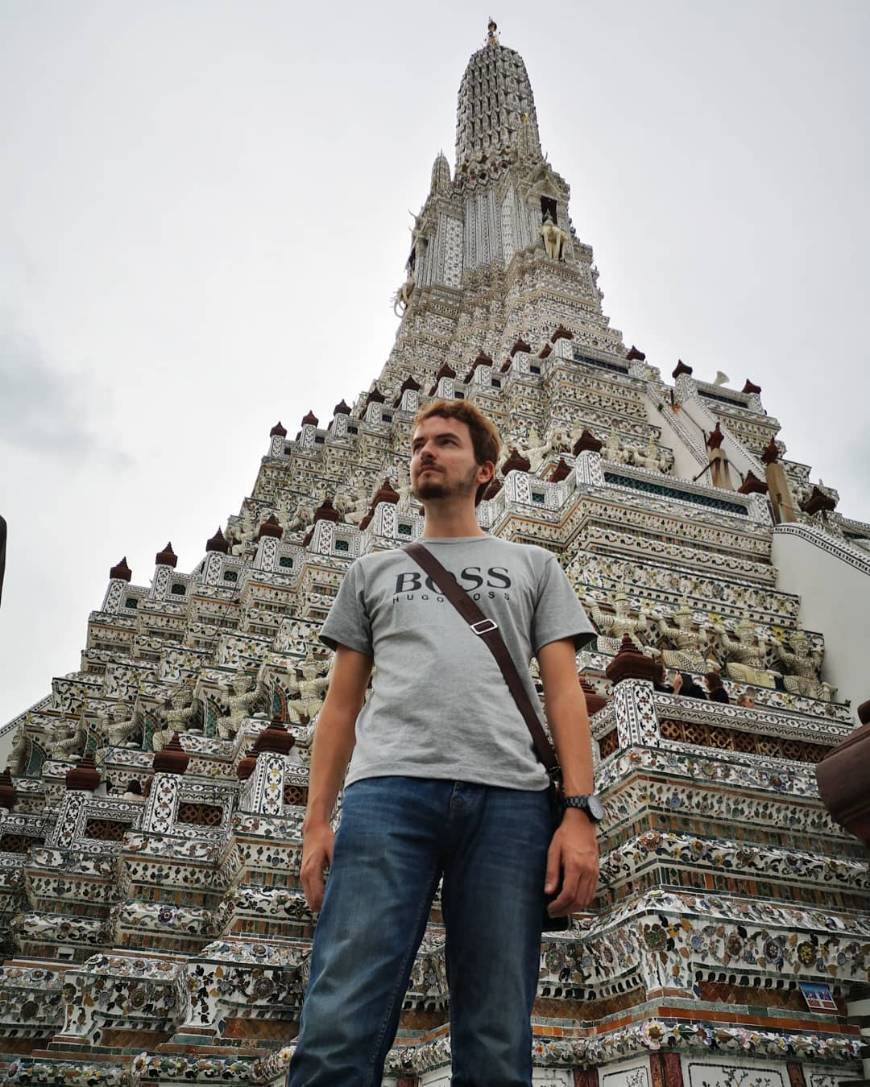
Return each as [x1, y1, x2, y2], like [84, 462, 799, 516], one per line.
[771, 524, 870, 714]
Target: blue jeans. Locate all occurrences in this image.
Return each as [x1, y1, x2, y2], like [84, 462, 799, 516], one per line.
[287, 776, 552, 1086]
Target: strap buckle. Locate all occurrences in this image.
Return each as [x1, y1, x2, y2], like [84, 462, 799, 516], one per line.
[470, 618, 498, 635]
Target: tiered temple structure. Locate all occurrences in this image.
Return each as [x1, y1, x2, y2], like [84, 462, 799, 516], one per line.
[2, 20, 869, 1087]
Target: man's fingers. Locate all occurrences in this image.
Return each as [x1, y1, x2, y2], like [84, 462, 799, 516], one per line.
[547, 870, 580, 916]
[544, 840, 562, 895]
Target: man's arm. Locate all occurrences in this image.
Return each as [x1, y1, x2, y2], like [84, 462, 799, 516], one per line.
[537, 637, 600, 916]
[300, 645, 372, 911]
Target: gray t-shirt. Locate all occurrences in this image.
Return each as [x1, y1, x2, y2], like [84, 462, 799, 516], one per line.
[319, 535, 596, 791]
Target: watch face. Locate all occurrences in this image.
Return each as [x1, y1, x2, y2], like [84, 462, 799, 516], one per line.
[587, 795, 605, 821]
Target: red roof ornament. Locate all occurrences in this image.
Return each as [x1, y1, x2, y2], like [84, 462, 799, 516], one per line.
[501, 448, 532, 476]
[155, 542, 178, 568]
[573, 429, 603, 455]
[510, 339, 532, 357]
[66, 752, 102, 792]
[313, 498, 342, 524]
[742, 379, 762, 395]
[205, 527, 229, 554]
[270, 421, 288, 437]
[738, 471, 768, 496]
[538, 343, 552, 359]
[332, 399, 352, 416]
[800, 486, 838, 517]
[364, 386, 385, 408]
[110, 557, 132, 582]
[372, 478, 400, 506]
[705, 422, 725, 451]
[672, 359, 694, 379]
[482, 477, 503, 500]
[761, 438, 781, 465]
[605, 634, 659, 686]
[237, 746, 257, 781]
[550, 325, 574, 343]
[253, 715, 295, 756]
[579, 676, 608, 716]
[152, 732, 190, 775]
[549, 458, 571, 483]
[626, 345, 646, 362]
[0, 768, 17, 810]
[258, 515, 283, 539]
[301, 410, 319, 427]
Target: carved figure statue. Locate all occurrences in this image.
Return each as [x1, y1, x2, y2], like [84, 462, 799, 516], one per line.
[657, 602, 717, 673]
[718, 618, 777, 688]
[216, 673, 268, 740]
[630, 435, 671, 474]
[285, 659, 331, 725]
[97, 703, 142, 748]
[52, 711, 93, 759]
[152, 686, 199, 752]
[774, 631, 835, 702]
[540, 212, 568, 261]
[7, 724, 30, 775]
[603, 429, 630, 465]
[590, 590, 651, 649]
[393, 276, 415, 317]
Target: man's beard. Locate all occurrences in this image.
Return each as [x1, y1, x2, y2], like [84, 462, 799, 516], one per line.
[412, 464, 479, 502]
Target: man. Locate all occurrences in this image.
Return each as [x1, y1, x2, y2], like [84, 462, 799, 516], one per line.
[288, 400, 600, 1086]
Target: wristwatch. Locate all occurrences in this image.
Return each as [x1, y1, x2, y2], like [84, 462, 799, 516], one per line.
[562, 794, 604, 822]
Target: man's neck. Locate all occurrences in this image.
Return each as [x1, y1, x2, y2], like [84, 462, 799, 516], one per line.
[420, 501, 486, 539]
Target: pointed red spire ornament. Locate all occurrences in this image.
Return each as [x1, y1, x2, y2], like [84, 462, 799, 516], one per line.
[155, 542, 178, 568]
[66, 752, 102, 792]
[501, 448, 532, 476]
[205, 527, 229, 554]
[152, 733, 190, 775]
[253, 715, 295, 757]
[549, 458, 571, 483]
[573, 429, 603, 455]
[109, 557, 132, 582]
[605, 635, 659, 686]
[672, 359, 693, 379]
[0, 769, 17, 810]
[258, 515, 283, 539]
[301, 410, 319, 427]
[270, 421, 288, 437]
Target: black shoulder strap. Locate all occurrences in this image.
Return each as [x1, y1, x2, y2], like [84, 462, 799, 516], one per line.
[404, 541, 559, 775]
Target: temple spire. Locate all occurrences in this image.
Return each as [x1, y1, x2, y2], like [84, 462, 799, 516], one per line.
[455, 22, 541, 168]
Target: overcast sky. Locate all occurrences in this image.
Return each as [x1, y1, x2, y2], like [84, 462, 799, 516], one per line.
[1, 0, 868, 724]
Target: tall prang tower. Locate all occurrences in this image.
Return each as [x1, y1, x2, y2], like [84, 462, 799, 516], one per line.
[1, 21, 869, 1087]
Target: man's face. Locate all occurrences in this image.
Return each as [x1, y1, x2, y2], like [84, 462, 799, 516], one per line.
[410, 415, 492, 504]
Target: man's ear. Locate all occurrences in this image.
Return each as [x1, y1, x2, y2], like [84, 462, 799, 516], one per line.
[477, 461, 495, 486]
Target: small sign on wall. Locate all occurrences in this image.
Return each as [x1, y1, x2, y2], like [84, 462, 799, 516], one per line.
[799, 982, 838, 1011]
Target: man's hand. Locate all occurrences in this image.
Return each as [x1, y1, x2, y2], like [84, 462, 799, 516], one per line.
[545, 810, 599, 917]
[300, 820, 335, 912]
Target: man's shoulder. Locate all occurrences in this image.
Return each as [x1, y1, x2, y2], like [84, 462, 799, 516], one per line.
[483, 538, 556, 566]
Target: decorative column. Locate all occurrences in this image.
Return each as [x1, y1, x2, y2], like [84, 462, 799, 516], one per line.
[201, 527, 229, 586]
[151, 542, 178, 600]
[254, 515, 283, 573]
[100, 557, 132, 615]
[761, 438, 800, 524]
[430, 362, 456, 399]
[268, 420, 288, 457]
[605, 636, 661, 749]
[49, 754, 102, 848]
[298, 410, 319, 450]
[142, 733, 189, 834]
[238, 716, 296, 816]
[329, 399, 352, 438]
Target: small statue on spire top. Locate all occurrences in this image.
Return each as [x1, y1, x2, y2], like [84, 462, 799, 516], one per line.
[487, 18, 499, 47]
